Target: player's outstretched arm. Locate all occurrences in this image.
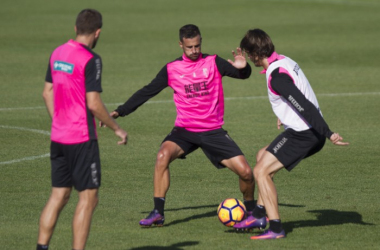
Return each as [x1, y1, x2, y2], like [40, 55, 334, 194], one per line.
[87, 92, 128, 145]
[227, 47, 247, 69]
[329, 132, 349, 146]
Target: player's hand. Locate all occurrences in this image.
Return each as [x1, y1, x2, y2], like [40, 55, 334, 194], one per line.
[115, 128, 128, 145]
[329, 133, 349, 146]
[277, 118, 283, 129]
[99, 111, 120, 127]
[227, 47, 247, 69]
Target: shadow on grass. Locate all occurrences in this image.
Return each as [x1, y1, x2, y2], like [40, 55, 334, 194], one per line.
[139, 204, 219, 228]
[128, 241, 199, 250]
[283, 209, 374, 233]
[141, 203, 306, 227]
[165, 210, 217, 226]
[278, 202, 305, 208]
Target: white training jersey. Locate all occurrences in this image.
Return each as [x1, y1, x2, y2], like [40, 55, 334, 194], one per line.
[265, 53, 322, 132]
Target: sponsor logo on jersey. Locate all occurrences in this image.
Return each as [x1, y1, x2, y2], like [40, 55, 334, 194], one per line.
[203, 68, 209, 78]
[293, 64, 300, 75]
[288, 95, 304, 112]
[53, 61, 74, 74]
[184, 81, 210, 98]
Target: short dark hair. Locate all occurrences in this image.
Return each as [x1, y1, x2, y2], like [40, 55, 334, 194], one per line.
[179, 24, 201, 42]
[240, 29, 275, 61]
[75, 9, 102, 35]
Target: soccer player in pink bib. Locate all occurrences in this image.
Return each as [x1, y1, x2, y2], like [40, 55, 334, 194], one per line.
[234, 29, 349, 239]
[37, 9, 127, 250]
[108, 24, 256, 227]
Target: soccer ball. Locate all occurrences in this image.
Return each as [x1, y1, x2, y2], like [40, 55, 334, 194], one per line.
[217, 198, 246, 227]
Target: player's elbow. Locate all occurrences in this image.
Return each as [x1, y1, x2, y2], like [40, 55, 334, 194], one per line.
[42, 82, 53, 101]
[42, 91, 47, 101]
[86, 92, 102, 114]
[87, 101, 100, 114]
[42, 89, 52, 102]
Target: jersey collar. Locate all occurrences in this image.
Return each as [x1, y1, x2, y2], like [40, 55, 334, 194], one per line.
[182, 53, 203, 62]
[260, 51, 283, 74]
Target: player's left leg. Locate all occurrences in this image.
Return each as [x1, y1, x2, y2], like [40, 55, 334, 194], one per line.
[37, 187, 72, 247]
[253, 151, 283, 221]
[233, 146, 280, 231]
[72, 188, 99, 250]
[250, 151, 285, 239]
[200, 129, 255, 213]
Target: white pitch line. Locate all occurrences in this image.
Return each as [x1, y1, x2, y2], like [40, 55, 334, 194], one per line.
[0, 153, 50, 165]
[317, 92, 380, 97]
[0, 125, 50, 165]
[0, 125, 51, 135]
[0, 106, 46, 111]
[1, 92, 379, 111]
[260, 0, 380, 7]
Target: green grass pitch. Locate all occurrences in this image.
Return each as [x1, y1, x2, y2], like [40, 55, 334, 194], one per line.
[0, 0, 379, 249]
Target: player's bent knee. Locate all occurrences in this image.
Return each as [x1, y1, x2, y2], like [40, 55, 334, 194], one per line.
[253, 164, 267, 180]
[156, 149, 173, 165]
[238, 167, 254, 182]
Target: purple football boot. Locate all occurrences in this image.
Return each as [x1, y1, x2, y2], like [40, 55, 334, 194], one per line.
[250, 229, 286, 240]
[139, 209, 165, 227]
[233, 214, 268, 231]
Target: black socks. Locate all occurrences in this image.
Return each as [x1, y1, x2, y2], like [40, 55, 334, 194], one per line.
[36, 244, 48, 250]
[243, 199, 256, 212]
[154, 197, 165, 215]
[252, 204, 266, 218]
[269, 219, 283, 233]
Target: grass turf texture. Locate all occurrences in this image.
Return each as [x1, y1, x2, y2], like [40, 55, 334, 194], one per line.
[1, 0, 379, 249]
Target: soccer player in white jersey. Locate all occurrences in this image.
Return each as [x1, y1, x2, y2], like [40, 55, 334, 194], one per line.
[232, 29, 349, 239]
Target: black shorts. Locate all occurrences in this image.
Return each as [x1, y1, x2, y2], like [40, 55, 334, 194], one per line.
[266, 128, 326, 171]
[163, 127, 244, 169]
[50, 140, 101, 191]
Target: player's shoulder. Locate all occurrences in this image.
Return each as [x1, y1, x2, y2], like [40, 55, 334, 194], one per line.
[203, 53, 219, 61]
[202, 53, 213, 58]
[79, 44, 101, 60]
[167, 56, 183, 65]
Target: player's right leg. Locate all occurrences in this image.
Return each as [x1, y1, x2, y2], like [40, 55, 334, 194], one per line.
[139, 140, 185, 227]
[153, 141, 184, 198]
[233, 146, 273, 231]
[242, 152, 283, 230]
[37, 187, 72, 247]
[70, 139, 101, 248]
[233, 192, 269, 231]
[37, 142, 72, 249]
